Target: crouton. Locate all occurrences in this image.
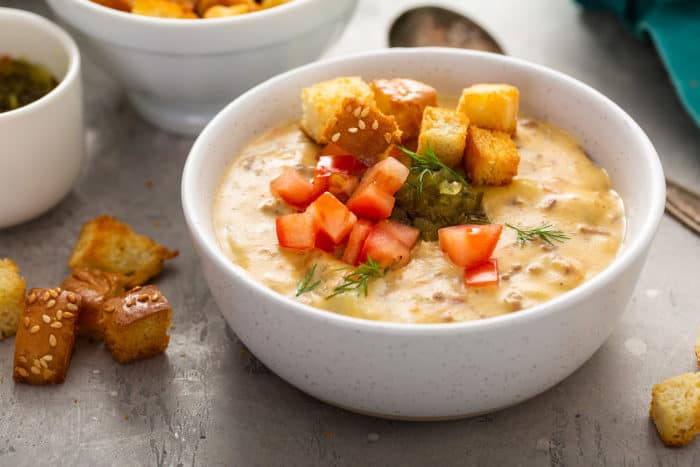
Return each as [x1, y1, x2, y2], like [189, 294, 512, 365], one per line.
[68, 215, 178, 288]
[321, 97, 402, 164]
[203, 4, 249, 17]
[0, 259, 25, 340]
[301, 77, 375, 144]
[132, 0, 198, 18]
[102, 285, 172, 363]
[416, 106, 468, 168]
[61, 268, 126, 339]
[13, 288, 81, 385]
[457, 84, 519, 135]
[91, 0, 134, 12]
[371, 79, 438, 140]
[195, 0, 254, 16]
[464, 126, 520, 186]
[650, 372, 700, 446]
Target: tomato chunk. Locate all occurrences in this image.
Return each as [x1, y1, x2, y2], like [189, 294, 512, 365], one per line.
[358, 156, 409, 195]
[315, 229, 340, 254]
[307, 192, 357, 244]
[315, 154, 367, 176]
[438, 224, 503, 269]
[346, 182, 395, 220]
[360, 228, 411, 268]
[464, 259, 499, 287]
[270, 168, 318, 210]
[276, 212, 317, 251]
[341, 219, 374, 265]
[374, 220, 420, 249]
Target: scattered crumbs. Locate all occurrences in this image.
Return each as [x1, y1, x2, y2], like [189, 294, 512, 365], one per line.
[92, 369, 100, 374]
[109, 391, 118, 397]
[645, 289, 659, 298]
[367, 433, 380, 442]
[146, 180, 154, 189]
[180, 352, 186, 358]
[124, 415, 129, 421]
[73, 399, 79, 404]
[624, 337, 647, 356]
[322, 431, 333, 438]
[575, 413, 581, 418]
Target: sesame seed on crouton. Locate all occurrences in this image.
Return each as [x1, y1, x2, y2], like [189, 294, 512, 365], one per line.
[457, 84, 519, 135]
[464, 126, 520, 186]
[0, 259, 25, 340]
[650, 372, 700, 447]
[416, 106, 468, 168]
[371, 79, 438, 141]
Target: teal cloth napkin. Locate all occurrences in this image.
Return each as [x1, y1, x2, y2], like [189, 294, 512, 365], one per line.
[576, 0, 700, 128]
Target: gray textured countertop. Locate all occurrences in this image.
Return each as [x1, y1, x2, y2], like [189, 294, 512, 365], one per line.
[1, 1, 699, 465]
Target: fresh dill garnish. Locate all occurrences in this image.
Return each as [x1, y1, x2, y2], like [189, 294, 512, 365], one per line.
[506, 223, 571, 247]
[296, 263, 321, 297]
[399, 143, 469, 195]
[326, 256, 388, 299]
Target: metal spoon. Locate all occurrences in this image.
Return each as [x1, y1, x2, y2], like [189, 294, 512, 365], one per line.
[389, 6, 700, 235]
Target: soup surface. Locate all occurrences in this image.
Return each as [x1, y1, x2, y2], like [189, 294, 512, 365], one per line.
[213, 117, 625, 323]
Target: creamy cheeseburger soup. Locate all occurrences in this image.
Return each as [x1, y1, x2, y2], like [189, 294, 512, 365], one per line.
[213, 78, 624, 324]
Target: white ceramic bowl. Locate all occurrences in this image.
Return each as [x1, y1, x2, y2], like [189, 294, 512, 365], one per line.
[182, 49, 665, 419]
[0, 8, 83, 230]
[46, 0, 357, 136]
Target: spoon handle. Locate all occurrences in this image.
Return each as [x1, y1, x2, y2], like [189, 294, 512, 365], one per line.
[665, 178, 700, 235]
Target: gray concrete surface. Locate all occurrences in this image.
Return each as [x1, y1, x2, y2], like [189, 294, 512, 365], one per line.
[1, 0, 699, 465]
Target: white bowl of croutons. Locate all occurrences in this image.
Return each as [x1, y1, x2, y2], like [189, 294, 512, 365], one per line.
[45, 0, 357, 135]
[182, 48, 665, 419]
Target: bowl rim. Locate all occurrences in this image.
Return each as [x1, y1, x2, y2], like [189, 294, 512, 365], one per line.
[0, 7, 81, 121]
[182, 47, 666, 335]
[67, 0, 316, 26]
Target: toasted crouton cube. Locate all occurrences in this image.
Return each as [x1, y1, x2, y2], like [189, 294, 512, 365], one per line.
[464, 126, 520, 185]
[132, 0, 198, 18]
[68, 215, 178, 288]
[13, 288, 81, 385]
[0, 259, 25, 340]
[102, 285, 172, 363]
[371, 79, 438, 141]
[61, 268, 126, 339]
[457, 84, 519, 135]
[321, 97, 402, 164]
[650, 373, 700, 446]
[301, 77, 375, 144]
[91, 0, 134, 12]
[203, 4, 249, 17]
[416, 106, 468, 168]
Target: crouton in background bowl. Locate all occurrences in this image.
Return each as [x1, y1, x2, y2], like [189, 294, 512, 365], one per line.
[45, 0, 357, 136]
[182, 48, 665, 419]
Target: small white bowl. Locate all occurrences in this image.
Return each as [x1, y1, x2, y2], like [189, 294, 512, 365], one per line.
[0, 8, 83, 230]
[182, 49, 665, 419]
[46, 0, 357, 135]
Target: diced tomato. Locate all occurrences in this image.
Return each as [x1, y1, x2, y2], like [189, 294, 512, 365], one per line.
[374, 220, 420, 249]
[315, 229, 339, 254]
[341, 219, 374, 265]
[438, 224, 503, 269]
[276, 212, 317, 251]
[346, 182, 395, 220]
[315, 154, 367, 176]
[307, 192, 357, 244]
[325, 172, 359, 201]
[270, 168, 319, 210]
[357, 157, 409, 195]
[464, 259, 499, 287]
[360, 228, 411, 268]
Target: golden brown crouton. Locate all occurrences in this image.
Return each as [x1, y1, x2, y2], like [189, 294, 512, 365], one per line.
[0, 259, 25, 340]
[464, 126, 520, 186]
[68, 215, 178, 288]
[371, 79, 438, 140]
[301, 77, 375, 144]
[102, 285, 172, 363]
[203, 4, 249, 17]
[132, 0, 198, 18]
[416, 106, 468, 168]
[91, 0, 134, 12]
[457, 84, 519, 135]
[61, 268, 126, 340]
[13, 288, 81, 385]
[650, 372, 700, 447]
[321, 97, 402, 164]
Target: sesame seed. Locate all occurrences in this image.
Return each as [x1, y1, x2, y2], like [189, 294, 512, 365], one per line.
[150, 294, 160, 301]
[39, 359, 48, 369]
[138, 294, 149, 302]
[19, 356, 27, 364]
[46, 299, 56, 308]
[30, 325, 40, 334]
[33, 359, 41, 368]
[16, 367, 28, 378]
[353, 107, 362, 117]
[23, 317, 30, 328]
[361, 107, 370, 118]
[358, 120, 366, 130]
[104, 304, 115, 313]
[56, 310, 63, 320]
[331, 132, 340, 142]
[63, 312, 74, 319]
[50, 322, 63, 329]
[43, 291, 50, 301]
[348, 127, 358, 134]
[42, 355, 53, 362]
[55, 287, 61, 293]
[67, 293, 77, 303]
[345, 105, 352, 113]
[372, 120, 379, 130]
[27, 293, 36, 304]
[384, 133, 392, 143]
[132, 286, 141, 292]
[66, 303, 78, 312]
[42, 314, 51, 324]
[49, 289, 58, 298]
[49, 334, 57, 347]
[30, 366, 40, 375]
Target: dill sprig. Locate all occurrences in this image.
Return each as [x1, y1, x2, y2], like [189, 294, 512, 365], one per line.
[296, 263, 321, 297]
[326, 256, 388, 299]
[506, 222, 571, 247]
[399, 143, 469, 195]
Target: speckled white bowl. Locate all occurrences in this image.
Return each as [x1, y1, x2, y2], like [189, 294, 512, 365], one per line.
[46, 0, 357, 135]
[182, 48, 665, 419]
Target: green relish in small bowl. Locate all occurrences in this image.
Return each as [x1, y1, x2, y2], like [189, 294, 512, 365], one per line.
[0, 55, 58, 113]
